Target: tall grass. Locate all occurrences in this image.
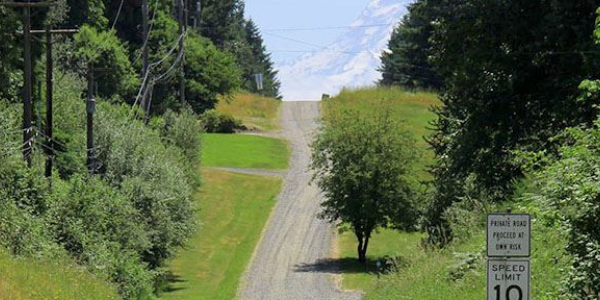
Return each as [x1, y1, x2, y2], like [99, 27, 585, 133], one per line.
[216, 93, 281, 131]
[0, 250, 120, 300]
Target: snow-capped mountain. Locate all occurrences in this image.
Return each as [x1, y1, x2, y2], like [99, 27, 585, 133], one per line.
[277, 0, 412, 100]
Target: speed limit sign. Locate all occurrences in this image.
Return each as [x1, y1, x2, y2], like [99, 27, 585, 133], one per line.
[487, 259, 530, 300]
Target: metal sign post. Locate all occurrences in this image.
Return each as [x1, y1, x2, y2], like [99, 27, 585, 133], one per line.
[254, 73, 264, 91]
[487, 212, 531, 300]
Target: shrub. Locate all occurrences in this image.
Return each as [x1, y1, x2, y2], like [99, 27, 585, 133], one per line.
[0, 101, 60, 258]
[524, 121, 600, 298]
[159, 107, 203, 165]
[46, 176, 154, 299]
[94, 103, 196, 269]
[200, 109, 244, 133]
[442, 175, 494, 245]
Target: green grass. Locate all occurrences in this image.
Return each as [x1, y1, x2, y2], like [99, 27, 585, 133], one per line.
[0, 250, 120, 300]
[326, 87, 440, 147]
[216, 93, 281, 131]
[159, 168, 282, 300]
[337, 223, 567, 300]
[202, 134, 289, 170]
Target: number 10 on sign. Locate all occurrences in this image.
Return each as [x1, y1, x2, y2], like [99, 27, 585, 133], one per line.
[488, 259, 530, 300]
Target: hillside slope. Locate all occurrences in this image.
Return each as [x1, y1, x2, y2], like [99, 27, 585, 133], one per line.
[0, 251, 119, 300]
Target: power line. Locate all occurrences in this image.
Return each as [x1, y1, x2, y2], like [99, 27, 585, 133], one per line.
[130, 31, 186, 120]
[263, 32, 377, 56]
[199, 23, 396, 32]
[111, 0, 125, 30]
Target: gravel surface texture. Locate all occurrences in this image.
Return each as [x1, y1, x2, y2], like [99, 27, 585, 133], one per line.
[238, 101, 363, 300]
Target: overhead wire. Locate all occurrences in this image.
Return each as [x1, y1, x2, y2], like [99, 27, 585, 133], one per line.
[130, 31, 186, 119]
[198, 23, 396, 32]
[111, 0, 126, 30]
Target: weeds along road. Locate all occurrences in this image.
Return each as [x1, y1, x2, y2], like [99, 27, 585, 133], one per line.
[239, 102, 362, 300]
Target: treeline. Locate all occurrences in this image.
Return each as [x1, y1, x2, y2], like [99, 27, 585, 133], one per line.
[0, 1, 279, 299]
[380, 0, 600, 296]
[0, 0, 280, 113]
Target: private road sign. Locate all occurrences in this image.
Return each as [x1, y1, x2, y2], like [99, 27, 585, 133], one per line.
[487, 214, 531, 257]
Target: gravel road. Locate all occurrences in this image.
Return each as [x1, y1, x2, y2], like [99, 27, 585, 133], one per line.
[239, 101, 363, 300]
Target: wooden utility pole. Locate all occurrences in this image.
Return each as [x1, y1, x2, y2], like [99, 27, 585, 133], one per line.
[86, 65, 95, 174]
[0, 1, 57, 167]
[33, 27, 78, 177]
[178, 0, 185, 105]
[44, 25, 53, 177]
[22, 6, 33, 167]
[141, 0, 150, 115]
[192, 0, 200, 29]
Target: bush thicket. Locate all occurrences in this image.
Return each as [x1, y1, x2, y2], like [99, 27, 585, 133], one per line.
[0, 69, 201, 299]
[523, 123, 600, 298]
[200, 109, 244, 133]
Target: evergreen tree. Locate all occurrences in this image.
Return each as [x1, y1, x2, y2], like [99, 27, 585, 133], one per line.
[241, 19, 281, 98]
[380, 0, 441, 90]
[63, 0, 108, 29]
[0, 7, 22, 102]
[199, 0, 244, 49]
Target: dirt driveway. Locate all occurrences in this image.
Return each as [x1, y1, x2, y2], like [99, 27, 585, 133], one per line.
[238, 101, 362, 300]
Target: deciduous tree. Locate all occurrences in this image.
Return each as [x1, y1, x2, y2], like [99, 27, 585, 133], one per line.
[311, 107, 420, 263]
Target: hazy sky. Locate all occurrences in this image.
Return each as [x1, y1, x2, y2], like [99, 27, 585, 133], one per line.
[245, 1, 370, 66]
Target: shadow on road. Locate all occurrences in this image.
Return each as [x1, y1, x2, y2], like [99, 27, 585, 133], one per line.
[294, 257, 388, 275]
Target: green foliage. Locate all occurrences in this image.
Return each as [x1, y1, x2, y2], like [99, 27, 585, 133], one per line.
[63, 0, 108, 29]
[159, 107, 203, 164]
[94, 102, 196, 270]
[47, 176, 154, 299]
[425, 0, 600, 246]
[311, 106, 421, 262]
[199, 0, 245, 49]
[199, 1, 281, 98]
[0, 7, 22, 102]
[71, 25, 139, 99]
[236, 19, 281, 98]
[51, 71, 88, 177]
[184, 32, 241, 112]
[0, 101, 59, 258]
[200, 109, 243, 133]
[2, 70, 198, 299]
[523, 122, 600, 298]
[379, 0, 442, 90]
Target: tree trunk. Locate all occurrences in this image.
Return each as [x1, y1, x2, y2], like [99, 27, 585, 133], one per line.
[356, 230, 365, 263]
[362, 231, 371, 262]
[356, 228, 374, 263]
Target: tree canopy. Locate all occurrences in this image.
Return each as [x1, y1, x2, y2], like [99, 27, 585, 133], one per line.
[391, 0, 600, 245]
[311, 107, 420, 263]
